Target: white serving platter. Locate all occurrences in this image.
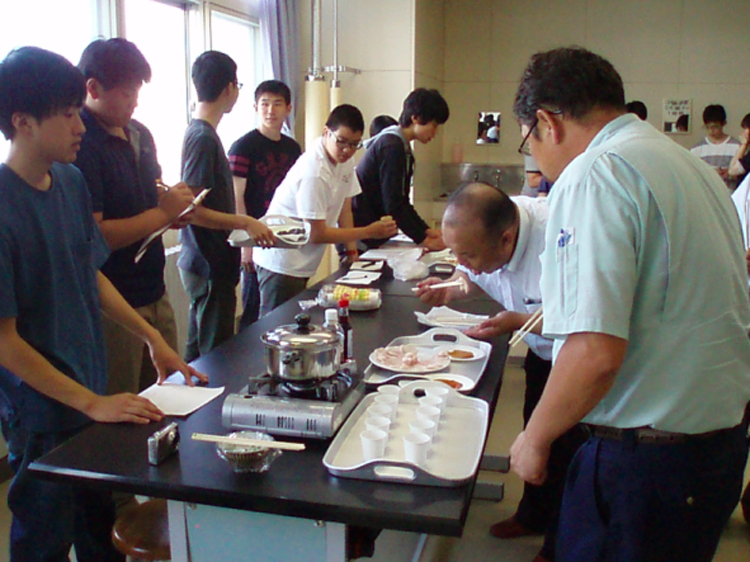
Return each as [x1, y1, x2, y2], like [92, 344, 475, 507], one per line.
[228, 215, 311, 249]
[323, 380, 489, 487]
[363, 328, 491, 391]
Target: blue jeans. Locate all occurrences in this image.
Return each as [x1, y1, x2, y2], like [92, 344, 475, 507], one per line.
[557, 424, 749, 562]
[3, 421, 123, 562]
[179, 269, 237, 362]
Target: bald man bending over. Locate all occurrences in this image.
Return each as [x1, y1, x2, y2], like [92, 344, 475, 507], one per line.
[416, 182, 584, 562]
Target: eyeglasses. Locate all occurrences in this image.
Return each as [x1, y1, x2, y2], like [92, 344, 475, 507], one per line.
[234, 81, 244, 90]
[329, 131, 363, 150]
[518, 118, 538, 156]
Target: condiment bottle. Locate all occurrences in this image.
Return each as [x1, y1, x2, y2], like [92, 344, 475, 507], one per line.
[323, 308, 344, 359]
[337, 297, 354, 362]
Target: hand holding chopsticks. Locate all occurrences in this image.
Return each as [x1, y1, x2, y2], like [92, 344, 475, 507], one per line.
[508, 307, 543, 348]
[191, 432, 305, 451]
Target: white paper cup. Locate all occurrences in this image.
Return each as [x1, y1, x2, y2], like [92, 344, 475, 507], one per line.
[409, 418, 436, 439]
[368, 403, 395, 422]
[360, 429, 387, 461]
[365, 415, 391, 433]
[374, 394, 399, 419]
[377, 384, 401, 400]
[418, 395, 444, 412]
[374, 394, 399, 407]
[403, 432, 431, 466]
[425, 386, 450, 404]
[415, 405, 441, 425]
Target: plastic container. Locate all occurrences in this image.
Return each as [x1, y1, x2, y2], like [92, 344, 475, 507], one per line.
[317, 284, 381, 311]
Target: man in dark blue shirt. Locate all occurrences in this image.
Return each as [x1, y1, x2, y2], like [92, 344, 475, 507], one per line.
[76, 39, 195, 395]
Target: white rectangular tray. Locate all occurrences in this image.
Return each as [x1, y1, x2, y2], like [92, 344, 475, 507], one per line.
[363, 328, 492, 391]
[228, 215, 310, 249]
[323, 380, 489, 487]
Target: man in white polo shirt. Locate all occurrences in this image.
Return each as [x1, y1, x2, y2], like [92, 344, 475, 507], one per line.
[253, 104, 396, 316]
[511, 47, 750, 562]
[417, 182, 585, 562]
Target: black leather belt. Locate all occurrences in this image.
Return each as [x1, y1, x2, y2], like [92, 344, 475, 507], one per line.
[583, 424, 732, 445]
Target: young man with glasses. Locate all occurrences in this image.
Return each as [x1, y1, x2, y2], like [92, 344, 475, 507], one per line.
[178, 51, 274, 361]
[253, 104, 397, 316]
[352, 88, 449, 251]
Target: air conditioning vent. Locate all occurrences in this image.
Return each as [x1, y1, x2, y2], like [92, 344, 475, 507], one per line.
[277, 416, 294, 430]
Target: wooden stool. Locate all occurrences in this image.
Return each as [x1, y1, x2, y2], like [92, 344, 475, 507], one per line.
[112, 498, 171, 561]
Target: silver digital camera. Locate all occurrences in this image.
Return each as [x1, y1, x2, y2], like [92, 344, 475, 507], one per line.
[147, 422, 180, 466]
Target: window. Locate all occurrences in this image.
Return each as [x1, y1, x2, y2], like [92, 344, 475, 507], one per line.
[0, 0, 96, 159]
[123, 0, 192, 184]
[208, 8, 261, 153]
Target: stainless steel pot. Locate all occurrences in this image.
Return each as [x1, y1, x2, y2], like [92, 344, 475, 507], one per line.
[261, 313, 341, 382]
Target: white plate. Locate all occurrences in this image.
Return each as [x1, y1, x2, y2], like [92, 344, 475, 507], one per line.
[439, 344, 486, 362]
[369, 346, 451, 374]
[394, 373, 476, 392]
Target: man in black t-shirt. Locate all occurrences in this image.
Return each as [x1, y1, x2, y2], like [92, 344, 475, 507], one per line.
[228, 80, 301, 329]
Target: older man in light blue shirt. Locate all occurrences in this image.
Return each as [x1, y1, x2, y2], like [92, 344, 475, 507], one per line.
[511, 47, 750, 562]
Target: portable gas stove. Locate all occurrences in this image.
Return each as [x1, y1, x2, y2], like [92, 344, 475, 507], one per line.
[222, 366, 365, 439]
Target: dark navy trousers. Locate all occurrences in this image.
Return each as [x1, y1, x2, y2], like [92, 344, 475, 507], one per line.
[556, 423, 749, 562]
[517, 351, 587, 560]
[3, 421, 124, 562]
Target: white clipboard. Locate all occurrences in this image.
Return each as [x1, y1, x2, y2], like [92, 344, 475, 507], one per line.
[134, 188, 211, 263]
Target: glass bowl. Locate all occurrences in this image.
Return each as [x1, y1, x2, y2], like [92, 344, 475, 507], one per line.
[216, 431, 281, 473]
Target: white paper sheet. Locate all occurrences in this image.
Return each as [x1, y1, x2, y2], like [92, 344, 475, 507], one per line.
[359, 248, 417, 261]
[336, 271, 382, 285]
[139, 376, 225, 416]
[414, 306, 489, 328]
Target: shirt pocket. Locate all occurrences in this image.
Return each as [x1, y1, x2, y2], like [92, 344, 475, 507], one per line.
[556, 243, 578, 317]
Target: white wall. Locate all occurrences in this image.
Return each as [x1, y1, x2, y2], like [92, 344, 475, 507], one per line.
[441, 0, 750, 166]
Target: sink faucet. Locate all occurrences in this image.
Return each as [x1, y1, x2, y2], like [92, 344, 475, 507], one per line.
[472, 170, 479, 182]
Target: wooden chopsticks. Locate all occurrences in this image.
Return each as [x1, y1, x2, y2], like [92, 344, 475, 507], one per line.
[508, 307, 543, 348]
[191, 432, 306, 451]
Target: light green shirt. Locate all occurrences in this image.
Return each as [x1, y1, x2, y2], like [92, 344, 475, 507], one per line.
[541, 114, 750, 433]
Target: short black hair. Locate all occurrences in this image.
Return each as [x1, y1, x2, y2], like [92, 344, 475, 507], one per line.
[676, 114, 689, 131]
[191, 51, 237, 103]
[369, 114, 397, 137]
[326, 104, 364, 133]
[513, 46, 626, 127]
[254, 80, 291, 105]
[625, 100, 648, 120]
[0, 47, 86, 140]
[702, 104, 727, 125]
[399, 88, 450, 128]
[445, 182, 517, 240]
[741, 113, 750, 130]
[78, 38, 151, 90]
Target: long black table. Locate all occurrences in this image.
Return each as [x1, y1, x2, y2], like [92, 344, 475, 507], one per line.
[29, 273, 507, 561]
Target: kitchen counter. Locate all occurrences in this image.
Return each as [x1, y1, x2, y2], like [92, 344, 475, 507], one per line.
[29, 274, 507, 561]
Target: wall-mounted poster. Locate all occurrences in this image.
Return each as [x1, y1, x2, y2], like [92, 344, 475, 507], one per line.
[663, 99, 691, 134]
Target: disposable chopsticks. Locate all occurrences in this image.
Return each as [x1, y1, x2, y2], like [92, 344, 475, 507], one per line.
[191, 432, 306, 451]
[508, 307, 544, 348]
[410, 279, 467, 292]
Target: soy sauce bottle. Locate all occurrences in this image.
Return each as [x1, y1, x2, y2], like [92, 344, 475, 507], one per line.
[337, 297, 354, 362]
